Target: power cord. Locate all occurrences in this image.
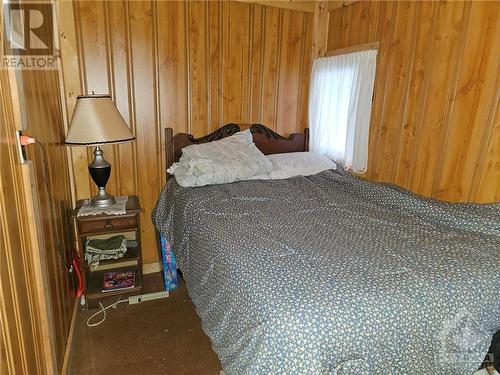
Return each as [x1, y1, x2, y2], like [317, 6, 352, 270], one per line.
[86, 297, 128, 327]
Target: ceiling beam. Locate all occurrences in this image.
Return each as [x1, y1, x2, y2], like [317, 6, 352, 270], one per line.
[233, 0, 316, 13]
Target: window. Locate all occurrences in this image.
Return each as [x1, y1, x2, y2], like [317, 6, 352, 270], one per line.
[308, 49, 377, 173]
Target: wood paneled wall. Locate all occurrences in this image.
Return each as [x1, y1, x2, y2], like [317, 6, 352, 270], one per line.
[328, 0, 500, 203]
[19, 68, 75, 373]
[1, 53, 74, 375]
[60, 1, 314, 263]
[1, 70, 42, 375]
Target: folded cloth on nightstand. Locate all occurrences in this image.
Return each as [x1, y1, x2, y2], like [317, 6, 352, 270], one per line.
[85, 235, 128, 270]
[77, 196, 129, 216]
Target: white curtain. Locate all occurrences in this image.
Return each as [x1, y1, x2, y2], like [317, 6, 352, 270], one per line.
[308, 49, 377, 173]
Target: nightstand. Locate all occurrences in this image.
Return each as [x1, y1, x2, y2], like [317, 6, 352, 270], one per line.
[73, 195, 143, 304]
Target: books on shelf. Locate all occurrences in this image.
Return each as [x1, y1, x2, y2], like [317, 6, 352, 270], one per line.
[102, 270, 135, 292]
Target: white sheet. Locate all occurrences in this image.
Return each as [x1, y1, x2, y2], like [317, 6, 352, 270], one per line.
[168, 130, 273, 187]
[252, 152, 337, 180]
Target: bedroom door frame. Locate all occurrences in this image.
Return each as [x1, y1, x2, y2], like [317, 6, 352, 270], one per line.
[0, 67, 58, 374]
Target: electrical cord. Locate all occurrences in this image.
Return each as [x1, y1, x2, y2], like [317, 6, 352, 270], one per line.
[86, 297, 128, 327]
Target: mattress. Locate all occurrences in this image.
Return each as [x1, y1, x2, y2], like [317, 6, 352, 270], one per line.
[153, 170, 500, 375]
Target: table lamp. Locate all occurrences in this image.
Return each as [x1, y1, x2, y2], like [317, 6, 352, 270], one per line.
[65, 94, 135, 208]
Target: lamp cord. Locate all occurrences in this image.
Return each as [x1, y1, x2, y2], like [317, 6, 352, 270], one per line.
[86, 298, 128, 327]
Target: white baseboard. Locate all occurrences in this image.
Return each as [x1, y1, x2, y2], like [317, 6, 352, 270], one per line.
[142, 261, 162, 274]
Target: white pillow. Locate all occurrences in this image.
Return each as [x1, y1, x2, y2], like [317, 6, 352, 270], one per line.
[251, 152, 337, 180]
[168, 130, 273, 187]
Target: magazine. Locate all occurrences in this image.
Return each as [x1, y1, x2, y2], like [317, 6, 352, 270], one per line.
[102, 270, 135, 292]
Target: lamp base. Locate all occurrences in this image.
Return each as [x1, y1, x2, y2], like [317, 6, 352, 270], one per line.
[91, 187, 115, 208]
[89, 146, 115, 208]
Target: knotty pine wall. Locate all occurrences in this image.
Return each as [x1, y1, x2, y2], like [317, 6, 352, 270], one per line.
[60, 1, 314, 263]
[1, 62, 74, 374]
[18, 68, 76, 371]
[328, 0, 499, 203]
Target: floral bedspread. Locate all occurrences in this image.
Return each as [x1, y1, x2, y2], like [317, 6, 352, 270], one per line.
[153, 170, 500, 375]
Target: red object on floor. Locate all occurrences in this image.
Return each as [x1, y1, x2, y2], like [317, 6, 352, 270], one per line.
[73, 256, 84, 298]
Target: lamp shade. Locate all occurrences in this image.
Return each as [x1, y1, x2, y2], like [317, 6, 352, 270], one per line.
[64, 94, 135, 146]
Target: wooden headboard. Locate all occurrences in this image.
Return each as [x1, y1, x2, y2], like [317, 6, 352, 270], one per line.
[165, 123, 309, 173]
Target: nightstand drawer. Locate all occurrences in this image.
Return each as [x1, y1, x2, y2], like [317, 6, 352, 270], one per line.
[78, 215, 137, 234]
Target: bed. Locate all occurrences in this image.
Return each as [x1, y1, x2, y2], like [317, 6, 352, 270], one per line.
[153, 124, 500, 375]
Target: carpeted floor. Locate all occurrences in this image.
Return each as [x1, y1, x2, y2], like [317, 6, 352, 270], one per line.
[68, 273, 497, 375]
[68, 273, 221, 374]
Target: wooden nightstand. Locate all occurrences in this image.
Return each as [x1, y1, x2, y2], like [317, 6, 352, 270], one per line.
[73, 195, 143, 304]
